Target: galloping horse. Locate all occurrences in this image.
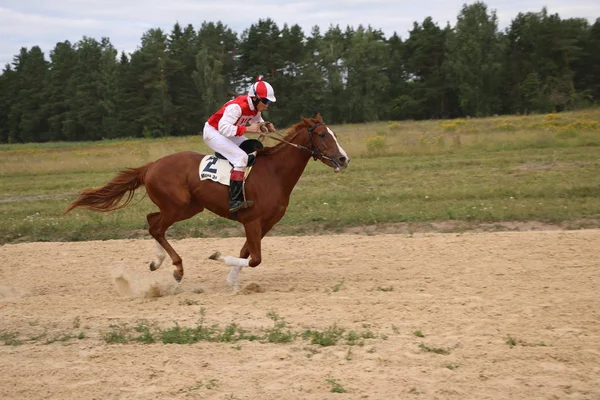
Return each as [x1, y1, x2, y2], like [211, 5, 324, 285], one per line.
[64, 113, 350, 288]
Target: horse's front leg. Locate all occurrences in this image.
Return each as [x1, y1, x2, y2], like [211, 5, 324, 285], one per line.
[208, 220, 262, 290]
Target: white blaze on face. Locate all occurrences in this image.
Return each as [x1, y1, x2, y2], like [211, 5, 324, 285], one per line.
[327, 127, 349, 166]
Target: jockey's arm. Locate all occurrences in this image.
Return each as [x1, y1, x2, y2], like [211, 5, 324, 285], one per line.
[218, 104, 247, 137]
[218, 104, 263, 136]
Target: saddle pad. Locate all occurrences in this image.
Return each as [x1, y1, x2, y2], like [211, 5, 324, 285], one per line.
[199, 156, 232, 185]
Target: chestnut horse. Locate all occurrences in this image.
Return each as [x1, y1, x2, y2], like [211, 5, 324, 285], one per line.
[64, 114, 350, 288]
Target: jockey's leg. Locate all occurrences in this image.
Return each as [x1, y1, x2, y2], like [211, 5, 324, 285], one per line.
[227, 135, 253, 212]
[229, 169, 253, 212]
[203, 124, 252, 212]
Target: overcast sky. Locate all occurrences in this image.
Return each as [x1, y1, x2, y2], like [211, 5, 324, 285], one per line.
[1, 0, 599, 67]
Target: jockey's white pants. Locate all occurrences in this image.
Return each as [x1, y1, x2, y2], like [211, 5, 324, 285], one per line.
[203, 123, 248, 171]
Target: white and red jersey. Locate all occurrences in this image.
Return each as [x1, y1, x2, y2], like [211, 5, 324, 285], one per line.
[207, 95, 264, 138]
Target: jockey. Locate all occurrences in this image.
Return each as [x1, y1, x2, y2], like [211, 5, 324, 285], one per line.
[203, 77, 277, 213]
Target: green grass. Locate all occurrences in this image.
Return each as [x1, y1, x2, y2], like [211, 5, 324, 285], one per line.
[506, 336, 518, 347]
[326, 378, 346, 393]
[419, 342, 451, 355]
[303, 324, 346, 346]
[2, 109, 600, 244]
[103, 324, 131, 344]
[0, 304, 393, 349]
[44, 333, 81, 345]
[331, 279, 344, 292]
[188, 379, 219, 391]
[0, 332, 23, 346]
[264, 311, 296, 343]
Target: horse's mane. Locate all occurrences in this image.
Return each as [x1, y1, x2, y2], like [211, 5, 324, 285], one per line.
[257, 121, 307, 156]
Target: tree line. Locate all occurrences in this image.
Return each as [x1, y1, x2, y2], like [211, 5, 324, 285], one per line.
[1, 2, 599, 143]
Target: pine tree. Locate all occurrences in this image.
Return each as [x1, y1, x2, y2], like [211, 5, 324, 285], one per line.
[344, 26, 390, 122]
[62, 37, 106, 140]
[402, 18, 455, 119]
[193, 44, 225, 120]
[0, 64, 17, 143]
[575, 18, 600, 101]
[275, 25, 327, 124]
[43, 41, 77, 141]
[98, 38, 120, 138]
[167, 23, 201, 135]
[194, 21, 239, 123]
[238, 19, 283, 86]
[268, 23, 310, 125]
[130, 28, 174, 137]
[445, 2, 504, 117]
[505, 9, 589, 113]
[197, 21, 238, 98]
[9, 47, 48, 143]
[319, 25, 348, 123]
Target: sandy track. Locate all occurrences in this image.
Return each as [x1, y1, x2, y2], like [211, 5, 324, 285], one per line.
[1, 230, 599, 399]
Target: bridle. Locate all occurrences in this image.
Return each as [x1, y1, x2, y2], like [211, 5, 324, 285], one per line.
[306, 122, 328, 161]
[265, 122, 339, 166]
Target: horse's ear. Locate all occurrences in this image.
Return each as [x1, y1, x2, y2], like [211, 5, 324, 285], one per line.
[301, 116, 311, 126]
[315, 112, 323, 122]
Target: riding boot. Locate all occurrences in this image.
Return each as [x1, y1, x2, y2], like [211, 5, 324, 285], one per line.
[229, 171, 253, 213]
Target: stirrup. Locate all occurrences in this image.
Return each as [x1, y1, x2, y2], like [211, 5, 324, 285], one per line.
[229, 200, 254, 213]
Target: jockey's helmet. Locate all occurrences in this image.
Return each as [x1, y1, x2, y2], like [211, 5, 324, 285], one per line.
[248, 77, 276, 103]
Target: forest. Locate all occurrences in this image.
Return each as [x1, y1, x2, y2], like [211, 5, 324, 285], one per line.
[1, 1, 599, 143]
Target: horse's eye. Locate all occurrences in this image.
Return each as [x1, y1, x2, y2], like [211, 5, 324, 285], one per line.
[318, 133, 326, 138]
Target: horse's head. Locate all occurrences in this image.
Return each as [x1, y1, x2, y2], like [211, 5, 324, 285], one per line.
[301, 113, 350, 173]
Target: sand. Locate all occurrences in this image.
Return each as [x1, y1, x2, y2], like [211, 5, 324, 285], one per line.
[1, 230, 599, 399]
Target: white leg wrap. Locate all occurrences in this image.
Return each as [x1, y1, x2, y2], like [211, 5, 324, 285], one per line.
[223, 256, 250, 268]
[223, 256, 249, 290]
[226, 265, 242, 289]
[152, 242, 167, 270]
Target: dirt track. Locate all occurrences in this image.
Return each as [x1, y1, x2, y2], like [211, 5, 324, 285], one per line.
[1, 230, 599, 399]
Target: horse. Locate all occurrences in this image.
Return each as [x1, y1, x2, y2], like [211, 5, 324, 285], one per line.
[64, 113, 350, 289]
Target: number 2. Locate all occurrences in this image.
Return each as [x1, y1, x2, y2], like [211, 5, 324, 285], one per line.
[203, 157, 218, 173]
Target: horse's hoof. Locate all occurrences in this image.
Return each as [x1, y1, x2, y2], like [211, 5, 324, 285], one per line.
[208, 251, 221, 260]
[149, 261, 157, 271]
[173, 271, 182, 282]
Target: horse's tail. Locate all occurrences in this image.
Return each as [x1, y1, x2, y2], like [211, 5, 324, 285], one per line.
[64, 163, 153, 214]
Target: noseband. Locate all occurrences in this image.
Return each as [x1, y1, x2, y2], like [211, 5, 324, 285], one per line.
[306, 122, 328, 161]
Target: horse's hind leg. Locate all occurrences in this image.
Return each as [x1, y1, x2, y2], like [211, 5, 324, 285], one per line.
[147, 203, 205, 281]
[147, 212, 166, 271]
[147, 210, 184, 281]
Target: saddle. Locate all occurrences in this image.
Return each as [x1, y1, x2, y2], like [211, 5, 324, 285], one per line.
[200, 139, 264, 185]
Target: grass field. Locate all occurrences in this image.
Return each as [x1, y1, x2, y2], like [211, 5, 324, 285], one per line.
[1, 109, 599, 244]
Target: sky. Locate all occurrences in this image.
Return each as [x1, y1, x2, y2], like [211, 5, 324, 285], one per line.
[1, 0, 599, 67]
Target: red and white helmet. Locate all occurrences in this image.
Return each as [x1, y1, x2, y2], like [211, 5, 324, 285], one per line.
[248, 77, 276, 103]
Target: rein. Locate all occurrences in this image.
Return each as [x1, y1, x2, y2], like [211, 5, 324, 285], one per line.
[261, 122, 336, 164]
